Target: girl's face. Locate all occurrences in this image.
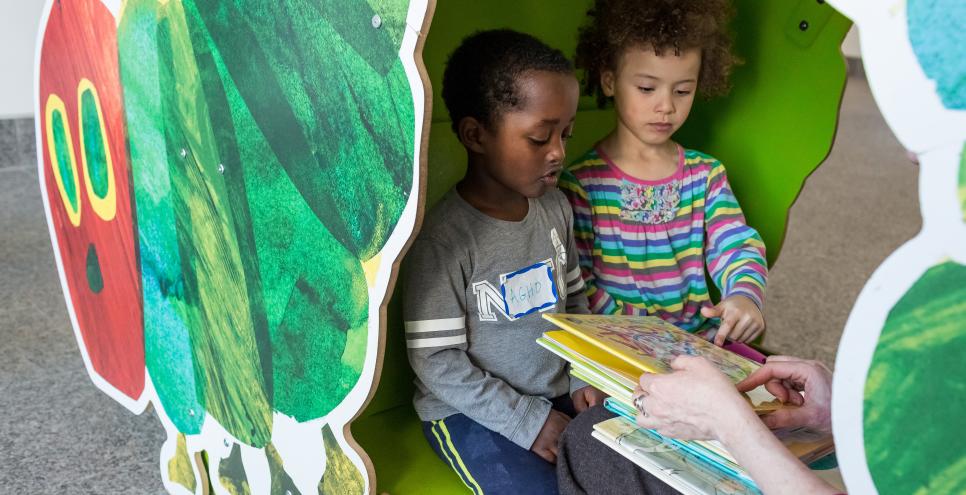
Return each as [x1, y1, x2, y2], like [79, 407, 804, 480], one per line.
[602, 46, 701, 147]
[475, 70, 580, 198]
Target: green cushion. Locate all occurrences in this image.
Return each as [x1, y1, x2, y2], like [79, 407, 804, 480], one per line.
[353, 405, 468, 493]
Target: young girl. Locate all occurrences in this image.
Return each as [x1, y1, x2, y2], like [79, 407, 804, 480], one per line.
[402, 30, 607, 493]
[560, 0, 767, 347]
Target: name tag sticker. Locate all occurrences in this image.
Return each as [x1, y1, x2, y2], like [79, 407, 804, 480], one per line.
[500, 259, 558, 319]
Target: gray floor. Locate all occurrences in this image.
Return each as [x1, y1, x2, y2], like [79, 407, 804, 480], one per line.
[0, 76, 920, 493]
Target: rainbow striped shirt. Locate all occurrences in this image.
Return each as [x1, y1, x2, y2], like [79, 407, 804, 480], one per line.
[559, 145, 767, 333]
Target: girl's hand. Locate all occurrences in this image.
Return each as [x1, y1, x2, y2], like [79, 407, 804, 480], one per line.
[572, 386, 608, 413]
[634, 356, 750, 440]
[701, 295, 765, 346]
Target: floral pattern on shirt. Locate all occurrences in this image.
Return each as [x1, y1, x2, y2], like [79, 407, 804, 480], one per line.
[620, 180, 682, 224]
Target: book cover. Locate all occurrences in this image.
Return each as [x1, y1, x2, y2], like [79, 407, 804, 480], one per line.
[543, 314, 782, 412]
[593, 417, 761, 495]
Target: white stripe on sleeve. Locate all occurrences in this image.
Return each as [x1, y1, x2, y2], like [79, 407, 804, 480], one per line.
[404, 316, 465, 334]
[566, 267, 582, 284]
[406, 335, 467, 349]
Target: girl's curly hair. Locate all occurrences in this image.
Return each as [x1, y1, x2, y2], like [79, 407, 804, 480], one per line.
[575, 0, 739, 108]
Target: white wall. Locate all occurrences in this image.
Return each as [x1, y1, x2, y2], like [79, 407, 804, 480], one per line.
[842, 25, 861, 59]
[0, 0, 48, 118]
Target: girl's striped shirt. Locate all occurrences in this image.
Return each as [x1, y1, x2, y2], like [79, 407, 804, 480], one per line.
[559, 145, 767, 333]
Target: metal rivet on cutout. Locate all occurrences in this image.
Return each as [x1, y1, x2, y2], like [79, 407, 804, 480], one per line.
[799, 20, 809, 31]
[180, 148, 188, 158]
[218, 163, 225, 174]
[371, 14, 382, 28]
[223, 439, 230, 447]
[189, 409, 195, 416]
[286, 491, 292, 495]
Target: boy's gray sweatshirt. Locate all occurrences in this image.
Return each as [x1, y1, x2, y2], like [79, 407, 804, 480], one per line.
[402, 188, 590, 450]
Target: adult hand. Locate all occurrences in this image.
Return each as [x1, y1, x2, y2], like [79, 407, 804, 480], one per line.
[635, 356, 749, 440]
[531, 409, 571, 464]
[736, 355, 833, 432]
[572, 386, 608, 413]
[701, 295, 765, 346]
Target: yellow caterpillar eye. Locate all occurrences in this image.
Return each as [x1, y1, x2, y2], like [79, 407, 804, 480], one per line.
[45, 93, 81, 227]
[77, 79, 117, 222]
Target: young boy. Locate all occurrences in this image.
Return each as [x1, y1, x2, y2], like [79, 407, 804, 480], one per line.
[402, 30, 606, 493]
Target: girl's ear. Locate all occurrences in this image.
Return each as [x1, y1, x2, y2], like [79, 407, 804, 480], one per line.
[457, 116, 487, 154]
[601, 70, 616, 97]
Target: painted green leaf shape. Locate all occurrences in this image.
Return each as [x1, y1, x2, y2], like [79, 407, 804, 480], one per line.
[156, 0, 273, 447]
[181, 0, 371, 421]
[185, 0, 415, 261]
[865, 261, 966, 494]
[119, 0, 206, 435]
[318, 425, 366, 495]
[168, 433, 198, 493]
[267, 443, 302, 495]
[219, 444, 251, 495]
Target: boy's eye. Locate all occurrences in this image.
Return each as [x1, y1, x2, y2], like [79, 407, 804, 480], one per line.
[529, 136, 551, 145]
[562, 132, 573, 141]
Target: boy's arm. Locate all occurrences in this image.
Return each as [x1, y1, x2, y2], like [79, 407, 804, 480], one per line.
[403, 238, 551, 450]
[558, 171, 649, 316]
[703, 161, 768, 307]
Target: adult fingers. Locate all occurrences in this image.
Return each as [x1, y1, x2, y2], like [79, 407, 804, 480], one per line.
[762, 379, 792, 403]
[670, 355, 701, 371]
[736, 360, 809, 392]
[760, 406, 813, 430]
[736, 365, 782, 392]
[639, 372, 657, 392]
[765, 355, 803, 363]
[636, 412, 661, 430]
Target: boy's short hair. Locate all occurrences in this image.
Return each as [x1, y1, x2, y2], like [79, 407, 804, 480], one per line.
[576, 0, 738, 108]
[442, 29, 573, 133]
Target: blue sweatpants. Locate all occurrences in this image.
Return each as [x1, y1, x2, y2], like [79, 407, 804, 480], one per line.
[422, 395, 576, 494]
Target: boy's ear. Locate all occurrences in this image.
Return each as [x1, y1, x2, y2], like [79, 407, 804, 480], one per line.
[601, 70, 616, 97]
[457, 116, 487, 154]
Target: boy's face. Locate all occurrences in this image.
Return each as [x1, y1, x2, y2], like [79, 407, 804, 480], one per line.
[603, 46, 700, 147]
[476, 70, 580, 198]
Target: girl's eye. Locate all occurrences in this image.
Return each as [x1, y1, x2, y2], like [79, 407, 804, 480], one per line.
[676, 90, 693, 96]
[638, 87, 654, 93]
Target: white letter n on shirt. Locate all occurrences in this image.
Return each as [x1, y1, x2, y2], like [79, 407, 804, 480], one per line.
[472, 281, 516, 322]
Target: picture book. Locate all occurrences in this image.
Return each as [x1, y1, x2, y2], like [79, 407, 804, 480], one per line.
[540, 314, 783, 412]
[594, 415, 843, 495]
[593, 416, 761, 495]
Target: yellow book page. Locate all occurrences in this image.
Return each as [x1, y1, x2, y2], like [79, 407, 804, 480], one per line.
[543, 330, 640, 386]
[544, 314, 783, 412]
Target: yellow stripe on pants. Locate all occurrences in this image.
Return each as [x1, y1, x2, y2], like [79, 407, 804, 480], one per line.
[439, 419, 485, 495]
[430, 420, 476, 494]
